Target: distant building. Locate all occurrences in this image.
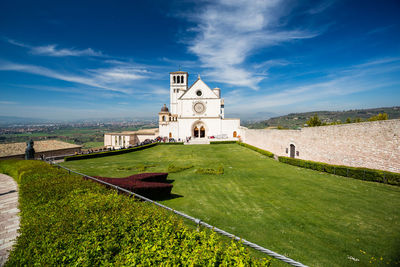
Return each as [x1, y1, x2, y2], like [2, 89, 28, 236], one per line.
[104, 128, 158, 149]
[158, 71, 240, 141]
[0, 140, 82, 160]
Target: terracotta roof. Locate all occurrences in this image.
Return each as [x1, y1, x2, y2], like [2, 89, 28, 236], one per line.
[104, 128, 159, 136]
[0, 140, 82, 157]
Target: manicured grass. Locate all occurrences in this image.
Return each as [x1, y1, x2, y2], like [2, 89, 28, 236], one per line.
[61, 144, 400, 266]
[82, 141, 105, 148]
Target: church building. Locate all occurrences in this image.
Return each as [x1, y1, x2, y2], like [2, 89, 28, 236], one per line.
[158, 71, 240, 141]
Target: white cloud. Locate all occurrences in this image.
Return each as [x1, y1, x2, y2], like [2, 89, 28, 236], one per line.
[5, 38, 104, 57]
[0, 60, 136, 94]
[31, 45, 103, 57]
[0, 101, 18, 105]
[227, 57, 400, 112]
[185, 0, 318, 90]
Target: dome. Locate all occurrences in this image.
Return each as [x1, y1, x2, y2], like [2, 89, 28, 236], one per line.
[161, 104, 169, 112]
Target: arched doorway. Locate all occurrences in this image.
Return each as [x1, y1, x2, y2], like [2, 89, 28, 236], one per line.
[169, 132, 172, 138]
[290, 144, 296, 158]
[200, 126, 205, 138]
[192, 121, 207, 138]
[233, 131, 237, 137]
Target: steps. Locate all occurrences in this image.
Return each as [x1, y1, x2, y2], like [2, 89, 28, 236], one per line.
[184, 138, 210, 145]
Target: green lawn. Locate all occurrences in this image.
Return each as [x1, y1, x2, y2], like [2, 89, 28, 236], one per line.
[61, 144, 400, 267]
[82, 141, 105, 148]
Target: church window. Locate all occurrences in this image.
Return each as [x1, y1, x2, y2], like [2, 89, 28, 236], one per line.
[181, 75, 184, 83]
[162, 116, 165, 121]
[173, 76, 176, 83]
[196, 90, 202, 96]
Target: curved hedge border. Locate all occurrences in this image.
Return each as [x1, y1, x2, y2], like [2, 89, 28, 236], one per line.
[210, 140, 238, 144]
[278, 156, 400, 186]
[238, 142, 274, 158]
[0, 160, 271, 266]
[64, 143, 157, 161]
[158, 142, 184, 145]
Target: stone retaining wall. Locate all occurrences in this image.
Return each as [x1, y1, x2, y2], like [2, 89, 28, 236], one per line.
[242, 119, 400, 173]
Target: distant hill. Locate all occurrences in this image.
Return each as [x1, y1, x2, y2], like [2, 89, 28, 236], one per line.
[0, 116, 51, 126]
[243, 106, 400, 129]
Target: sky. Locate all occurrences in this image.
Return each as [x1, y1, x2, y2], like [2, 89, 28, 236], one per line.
[0, 0, 399, 121]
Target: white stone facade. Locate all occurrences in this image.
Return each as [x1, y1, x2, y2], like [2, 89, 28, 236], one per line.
[159, 71, 241, 141]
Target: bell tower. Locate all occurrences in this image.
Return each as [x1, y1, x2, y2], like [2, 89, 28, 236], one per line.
[170, 71, 188, 115]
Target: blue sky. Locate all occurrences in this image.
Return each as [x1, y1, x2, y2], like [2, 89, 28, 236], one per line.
[0, 0, 399, 121]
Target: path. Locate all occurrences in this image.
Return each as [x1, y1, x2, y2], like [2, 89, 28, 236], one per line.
[0, 174, 19, 266]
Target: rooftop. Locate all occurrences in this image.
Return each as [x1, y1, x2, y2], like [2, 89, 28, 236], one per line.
[0, 140, 82, 157]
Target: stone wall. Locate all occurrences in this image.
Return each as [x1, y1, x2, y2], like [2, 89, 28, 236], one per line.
[0, 147, 81, 160]
[242, 119, 400, 173]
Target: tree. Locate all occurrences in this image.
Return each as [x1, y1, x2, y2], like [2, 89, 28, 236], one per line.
[306, 114, 322, 127]
[368, 113, 389, 121]
[346, 117, 352, 123]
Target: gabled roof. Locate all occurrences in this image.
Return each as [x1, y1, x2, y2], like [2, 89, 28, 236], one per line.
[179, 77, 219, 99]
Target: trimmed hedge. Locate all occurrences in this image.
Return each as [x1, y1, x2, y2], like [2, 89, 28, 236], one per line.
[239, 142, 274, 158]
[210, 140, 238, 144]
[158, 142, 184, 145]
[278, 156, 400, 186]
[64, 143, 157, 161]
[93, 173, 172, 199]
[0, 160, 271, 266]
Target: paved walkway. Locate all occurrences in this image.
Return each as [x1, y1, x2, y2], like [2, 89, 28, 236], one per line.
[0, 174, 19, 266]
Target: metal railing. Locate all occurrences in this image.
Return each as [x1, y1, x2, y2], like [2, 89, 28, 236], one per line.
[51, 162, 308, 267]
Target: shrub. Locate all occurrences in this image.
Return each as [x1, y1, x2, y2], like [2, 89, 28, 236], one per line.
[238, 142, 274, 158]
[167, 163, 193, 173]
[278, 156, 400, 186]
[158, 142, 184, 145]
[117, 164, 156, 172]
[94, 173, 171, 199]
[210, 141, 238, 144]
[196, 166, 224, 175]
[0, 160, 271, 266]
[64, 143, 157, 161]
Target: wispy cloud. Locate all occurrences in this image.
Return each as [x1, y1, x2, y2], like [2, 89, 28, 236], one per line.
[184, 0, 318, 90]
[227, 57, 400, 112]
[0, 60, 149, 94]
[5, 38, 104, 57]
[0, 101, 18, 105]
[307, 0, 335, 14]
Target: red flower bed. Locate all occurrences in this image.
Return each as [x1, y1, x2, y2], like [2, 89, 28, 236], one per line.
[91, 173, 172, 199]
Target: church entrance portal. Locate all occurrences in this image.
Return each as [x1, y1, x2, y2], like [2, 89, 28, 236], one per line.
[290, 144, 295, 158]
[200, 126, 205, 138]
[192, 122, 207, 138]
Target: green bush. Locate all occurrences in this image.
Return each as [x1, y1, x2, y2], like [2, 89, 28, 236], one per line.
[117, 164, 156, 172]
[167, 163, 193, 173]
[158, 142, 184, 145]
[195, 166, 224, 175]
[64, 143, 157, 161]
[238, 143, 274, 158]
[210, 141, 238, 144]
[0, 160, 271, 266]
[278, 156, 400, 186]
